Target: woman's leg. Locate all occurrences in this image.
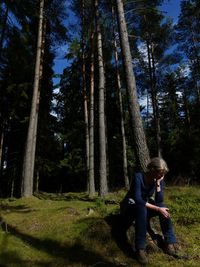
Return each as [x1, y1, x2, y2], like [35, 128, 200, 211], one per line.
[159, 215, 177, 244]
[157, 203, 177, 244]
[135, 204, 147, 249]
[146, 200, 159, 240]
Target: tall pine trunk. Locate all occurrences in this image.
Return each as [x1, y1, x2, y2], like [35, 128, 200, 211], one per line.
[89, 25, 95, 196]
[146, 39, 162, 157]
[0, 128, 4, 174]
[151, 46, 162, 157]
[183, 92, 191, 136]
[21, 0, 45, 197]
[111, 5, 129, 189]
[95, 0, 108, 196]
[32, 17, 46, 193]
[116, 0, 150, 170]
[81, 0, 90, 190]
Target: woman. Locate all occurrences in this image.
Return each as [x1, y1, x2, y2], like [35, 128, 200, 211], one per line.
[120, 157, 178, 265]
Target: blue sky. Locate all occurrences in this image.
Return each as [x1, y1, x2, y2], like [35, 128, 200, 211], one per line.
[161, 0, 181, 21]
[53, 0, 182, 83]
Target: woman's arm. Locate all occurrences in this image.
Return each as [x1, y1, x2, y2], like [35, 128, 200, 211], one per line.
[146, 202, 170, 218]
[147, 177, 170, 218]
[133, 173, 146, 205]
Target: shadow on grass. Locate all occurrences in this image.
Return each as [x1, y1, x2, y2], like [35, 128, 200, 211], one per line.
[34, 192, 119, 205]
[0, 221, 120, 267]
[0, 204, 35, 213]
[34, 191, 96, 202]
[105, 214, 135, 259]
[0, 250, 50, 267]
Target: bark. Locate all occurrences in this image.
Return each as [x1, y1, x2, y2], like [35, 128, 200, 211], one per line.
[151, 45, 162, 157]
[183, 92, 191, 136]
[34, 170, 39, 193]
[21, 0, 45, 197]
[0, 129, 4, 173]
[11, 178, 15, 198]
[31, 17, 46, 194]
[89, 25, 95, 196]
[146, 39, 162, 157]
[95, 0, 108, 196]
[116, 0, 150, 170]
[81, 0, 90, 190]
[111, 5, 129, 189]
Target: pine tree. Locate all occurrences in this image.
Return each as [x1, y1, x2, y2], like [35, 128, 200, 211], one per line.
[176, 0, 200, 104]
[21, 0, 45, 197]
[88, 23, 96, 196]
[81, 0, 90, 193]
[115, 0, 150, 170]
[95, 0, 108, 196]
[111, 3, 129, 189]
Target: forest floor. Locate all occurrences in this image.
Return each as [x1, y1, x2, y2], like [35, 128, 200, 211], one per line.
[0, 186, 200, 267]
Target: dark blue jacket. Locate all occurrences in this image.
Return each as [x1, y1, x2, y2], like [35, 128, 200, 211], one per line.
[122, 172, 164, 207]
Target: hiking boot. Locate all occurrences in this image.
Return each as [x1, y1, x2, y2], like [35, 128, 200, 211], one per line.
[136, 249, 148, 265]
[165, 243, 187, 259]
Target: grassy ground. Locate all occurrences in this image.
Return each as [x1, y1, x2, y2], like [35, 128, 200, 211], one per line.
[0, 187, 200, 267]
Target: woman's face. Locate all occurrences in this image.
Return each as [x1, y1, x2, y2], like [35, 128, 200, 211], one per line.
[153, 170, 165, 180]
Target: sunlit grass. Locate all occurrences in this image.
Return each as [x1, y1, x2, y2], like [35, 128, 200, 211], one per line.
[0, 186, 199, 266]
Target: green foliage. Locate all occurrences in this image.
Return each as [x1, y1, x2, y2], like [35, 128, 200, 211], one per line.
[93, 197, 108, 216]
[0, 0, 68, 197]
[166, 187, 200, 225]
[60, 148, 85, 174]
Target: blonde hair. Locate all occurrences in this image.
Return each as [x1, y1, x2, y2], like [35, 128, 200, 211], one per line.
[146, 157, 169, 173]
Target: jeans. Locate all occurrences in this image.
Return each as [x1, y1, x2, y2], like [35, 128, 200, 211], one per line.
[121, 201, 177, 250]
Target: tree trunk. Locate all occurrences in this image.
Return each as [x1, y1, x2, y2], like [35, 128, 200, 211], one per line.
[183, 92, 191, 136]
[0, 128, 4, 173]
[146, 39, 162, 157]
[111, 5, 129, 189]
[30, 17, 46, 194]
[21, 0, 45, 197]
[116, 0, 150, 170]
[34, 170, 39, 193]
[81, 0, 90, 191]
[89, 25, 96, 196]
[151, 44, 162, 157]
[95, 0, 108, 196]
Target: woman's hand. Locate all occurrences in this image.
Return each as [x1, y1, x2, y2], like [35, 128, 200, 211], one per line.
[157, 207, 170, 218]
[156, 175, 164, 184]
[155, 176, 164, 192]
